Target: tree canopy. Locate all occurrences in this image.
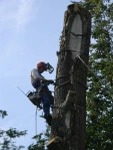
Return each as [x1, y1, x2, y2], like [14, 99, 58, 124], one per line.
[83, 0, 113, 149]
[0, 110, 27, 150]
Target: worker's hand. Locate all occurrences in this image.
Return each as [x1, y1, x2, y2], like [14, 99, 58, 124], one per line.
[48, 80, 54, 84]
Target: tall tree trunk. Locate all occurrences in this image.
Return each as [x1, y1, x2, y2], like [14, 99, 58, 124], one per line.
[47, 3, 91, 150]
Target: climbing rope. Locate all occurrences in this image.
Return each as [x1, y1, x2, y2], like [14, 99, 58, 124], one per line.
[76, 55, 112, 92]
[77, 55, 97, 78]
[55, 79, 71, 90]
[35, 106, 38, 135]
[77, 55, 101, 82]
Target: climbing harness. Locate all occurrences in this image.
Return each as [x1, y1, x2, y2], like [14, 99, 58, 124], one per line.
[17, 82, 54, 134]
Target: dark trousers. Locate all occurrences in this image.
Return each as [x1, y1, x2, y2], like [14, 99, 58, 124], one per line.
[41, 92, 54, 119]
[32, 82, 54, 119]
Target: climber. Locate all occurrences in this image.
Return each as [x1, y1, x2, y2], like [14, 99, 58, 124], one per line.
[31, 62, 54, 126]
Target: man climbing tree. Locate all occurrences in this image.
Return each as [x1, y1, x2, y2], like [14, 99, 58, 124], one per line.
[30, 62, 54, 126]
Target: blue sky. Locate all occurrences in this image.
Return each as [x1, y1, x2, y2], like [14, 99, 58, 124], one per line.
[0, 0, 82, 149]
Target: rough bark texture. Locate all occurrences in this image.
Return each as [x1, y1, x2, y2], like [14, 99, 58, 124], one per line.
[47, 3, 91, 150]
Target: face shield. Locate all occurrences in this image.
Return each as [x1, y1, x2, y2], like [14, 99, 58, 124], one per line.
[46, 63, 54, 74]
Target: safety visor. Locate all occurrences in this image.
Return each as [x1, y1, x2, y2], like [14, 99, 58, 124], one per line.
[46, 63, 54, 74]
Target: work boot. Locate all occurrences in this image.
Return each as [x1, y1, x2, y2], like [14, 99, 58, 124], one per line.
[46, 114, 52, 126]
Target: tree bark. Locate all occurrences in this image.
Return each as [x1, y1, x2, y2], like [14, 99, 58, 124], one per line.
[47, 3, 91, 150]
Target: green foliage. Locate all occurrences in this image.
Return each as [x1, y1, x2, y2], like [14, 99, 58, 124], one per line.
[28, 126, 50, 150]
[83, 0, 113, 149]
[0, 110, 27, 150]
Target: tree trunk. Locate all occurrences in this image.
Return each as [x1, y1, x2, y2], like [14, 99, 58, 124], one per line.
[47, 3, 91, 150]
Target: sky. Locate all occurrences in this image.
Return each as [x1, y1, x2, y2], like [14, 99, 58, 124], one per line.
[0, 0, 82, 149]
